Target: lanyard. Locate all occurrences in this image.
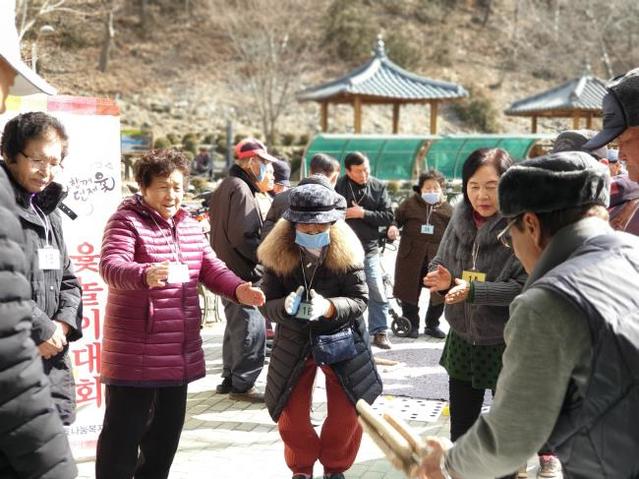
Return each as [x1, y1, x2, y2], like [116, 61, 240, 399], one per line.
[471, 240, 480, 271]
[30, 197, 52, 246]
[150, 215, 180, 263]
[425, 204, 434, 225]
[298, 250, 321, 301]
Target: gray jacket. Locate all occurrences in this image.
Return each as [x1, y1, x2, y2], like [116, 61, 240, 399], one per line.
[429, 201, 526, 345]
[448, 218, 639, 479]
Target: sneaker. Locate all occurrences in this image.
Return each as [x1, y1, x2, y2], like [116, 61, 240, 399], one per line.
[215, 377, 232, 394]
[537, 454, 561, 478]
[517, 463, 528, 477]
[372, 332, 392, 349]
[229, 386, 265, 403]
[424, 326, 446, 339]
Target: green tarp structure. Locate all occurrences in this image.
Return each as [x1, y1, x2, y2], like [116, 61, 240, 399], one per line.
[303, 134, 551, 180]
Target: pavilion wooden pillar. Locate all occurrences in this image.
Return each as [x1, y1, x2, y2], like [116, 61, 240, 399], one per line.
[392, 103, 400, 134]
[531, 116, 538, 133]
[586, 113, 593, 129]
[572, 113, 580, 129]
[320, 102, 328, 132]
[354, 97, 362, 133]
[430, 101, 438, 134]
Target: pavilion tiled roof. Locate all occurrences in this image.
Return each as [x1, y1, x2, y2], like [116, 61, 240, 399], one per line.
[505, 74, 607, 116]
[297, 38, 467, 103]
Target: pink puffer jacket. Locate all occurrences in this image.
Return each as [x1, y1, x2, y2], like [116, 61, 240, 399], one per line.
[99, 195, 243, 386]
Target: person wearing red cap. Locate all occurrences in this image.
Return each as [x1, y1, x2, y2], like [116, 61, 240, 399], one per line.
[209, 137, 277, 401]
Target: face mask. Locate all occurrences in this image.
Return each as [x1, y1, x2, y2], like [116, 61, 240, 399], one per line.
[422, 192, 440, 205]
[254, 161, 267, 182]
[295, 230, 331, 249]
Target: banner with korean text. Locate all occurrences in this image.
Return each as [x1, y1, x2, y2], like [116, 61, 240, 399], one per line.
[1, 94, 121, 461]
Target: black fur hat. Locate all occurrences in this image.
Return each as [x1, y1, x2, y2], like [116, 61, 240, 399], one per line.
[498, 151, 610, 218]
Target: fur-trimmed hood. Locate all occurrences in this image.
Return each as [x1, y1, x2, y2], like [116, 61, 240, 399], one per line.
[258, 219, 364, 276]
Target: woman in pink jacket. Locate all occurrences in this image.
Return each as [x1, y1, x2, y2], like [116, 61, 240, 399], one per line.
[96, 149, 264, 479]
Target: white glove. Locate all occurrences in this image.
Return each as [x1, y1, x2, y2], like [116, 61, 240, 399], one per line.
[284, 286, 304, 315]
[307, 289, 331, 321]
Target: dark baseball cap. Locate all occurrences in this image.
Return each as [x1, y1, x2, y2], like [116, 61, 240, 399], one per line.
[234, 137, 277, 162]
[273, 160, 291, 186]
[584, 68, 639, 150]
[552, 129, 608, 160]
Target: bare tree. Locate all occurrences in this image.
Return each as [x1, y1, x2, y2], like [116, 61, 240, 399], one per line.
[209, 0, 319, 144]
[98, 0, 117, 72]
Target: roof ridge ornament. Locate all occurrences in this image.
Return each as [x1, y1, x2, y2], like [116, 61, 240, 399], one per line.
[373, 33, 386, 58]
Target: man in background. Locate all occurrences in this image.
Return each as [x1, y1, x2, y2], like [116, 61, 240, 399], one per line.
[262, 153, 340, 239]
[335, 151, 394, 349]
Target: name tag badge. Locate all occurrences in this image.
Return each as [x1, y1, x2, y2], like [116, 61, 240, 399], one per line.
[167, 263, 190, 283]
[295, 301, 313, 320]
[462, 270, 486, 283]
[421, 224, 435, 235]
[38, 246, 60, 270]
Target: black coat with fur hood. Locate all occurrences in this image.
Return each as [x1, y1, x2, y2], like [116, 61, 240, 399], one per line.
[257, 219, 383, 422]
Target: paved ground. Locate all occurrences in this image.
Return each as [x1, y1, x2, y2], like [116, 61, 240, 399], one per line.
[77, 319, 554, 479]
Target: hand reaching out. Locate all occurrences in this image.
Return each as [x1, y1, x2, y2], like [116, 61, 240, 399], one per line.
[236, 282, 265, 307]
[424, 265, 452, 292]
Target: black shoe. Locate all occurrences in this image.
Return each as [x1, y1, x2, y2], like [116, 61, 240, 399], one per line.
[424, 326, 446, 339]
[292, 475, 311, 479]
[407, 328, 419, 339]
[324, 474, 345, 479]
[215, 377, 232, 394]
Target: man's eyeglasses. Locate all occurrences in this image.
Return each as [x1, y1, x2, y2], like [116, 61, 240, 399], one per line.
[21, 152, 63, 175]
[497, 216, 520, 249]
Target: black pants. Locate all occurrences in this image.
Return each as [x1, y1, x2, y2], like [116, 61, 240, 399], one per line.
[96, 384, 188, 479]
[401, 299, 444, 331]
[449, 378, 516, 479]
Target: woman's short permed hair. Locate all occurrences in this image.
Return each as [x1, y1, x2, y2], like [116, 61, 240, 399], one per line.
[1, 111, 68, 164]
[134, 149, 190, 189]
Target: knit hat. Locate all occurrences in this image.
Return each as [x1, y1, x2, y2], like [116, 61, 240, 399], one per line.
[584, 68, 639, 150]
[498, 151, 610, 218]
[552, 129, 608, 159]
[282, 183, 346, 224]
[273, 160, 291, 186]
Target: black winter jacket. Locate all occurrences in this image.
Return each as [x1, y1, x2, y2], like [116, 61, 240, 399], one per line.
[0, 166, 77, 478]
[257, 219, 383, 421]
[335, 175, 394, 255]
[3, 162, 83, 425]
